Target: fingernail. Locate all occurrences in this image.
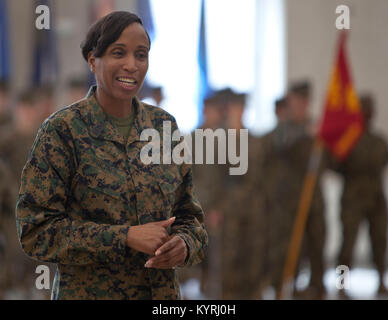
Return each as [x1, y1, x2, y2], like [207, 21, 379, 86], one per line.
[145, 262, 150, 268]
[155, 250, 160, 256]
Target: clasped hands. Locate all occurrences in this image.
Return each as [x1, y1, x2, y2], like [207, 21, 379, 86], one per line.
[125, 216, 187, 269]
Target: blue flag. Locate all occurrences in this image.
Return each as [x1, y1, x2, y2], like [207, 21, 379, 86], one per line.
[198, 0, 213, 122]
[32, 0, 58, 86]
[136, 0, 155, 94]
[0, 0, 11, 80]
[136, 0, 155, 42]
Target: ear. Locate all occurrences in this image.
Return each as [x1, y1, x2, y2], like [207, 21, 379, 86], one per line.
[88, 51, 96, 73]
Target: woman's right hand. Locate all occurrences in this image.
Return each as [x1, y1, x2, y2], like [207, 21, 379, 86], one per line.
[125, 217, 176, 255]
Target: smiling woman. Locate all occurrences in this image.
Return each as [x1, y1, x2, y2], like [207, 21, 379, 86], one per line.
[15, 11, 208, 300]
[81, 13, 150, 117]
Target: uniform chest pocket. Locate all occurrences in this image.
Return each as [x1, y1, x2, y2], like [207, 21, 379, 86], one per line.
[72, 161, 125, 204]
[71, 161, 129, 224]
[154, 165, 183, 210]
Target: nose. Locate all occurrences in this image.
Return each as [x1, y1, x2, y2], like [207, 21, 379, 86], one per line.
[123, 54, 138, 73]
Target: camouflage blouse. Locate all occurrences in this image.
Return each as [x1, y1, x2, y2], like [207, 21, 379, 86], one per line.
[16, 86, 208, 300]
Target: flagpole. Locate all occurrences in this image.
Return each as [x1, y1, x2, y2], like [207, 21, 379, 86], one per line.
[276, 138, 324, 299]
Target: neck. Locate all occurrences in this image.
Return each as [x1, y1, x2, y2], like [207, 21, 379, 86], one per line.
[96, 87, 133, 118]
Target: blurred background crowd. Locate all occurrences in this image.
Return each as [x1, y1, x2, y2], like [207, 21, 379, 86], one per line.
[1, 0, 388, 300]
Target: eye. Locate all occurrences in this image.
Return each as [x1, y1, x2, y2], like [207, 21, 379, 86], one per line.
[136, 51, 148, 60]
[112, 50, 124, 57]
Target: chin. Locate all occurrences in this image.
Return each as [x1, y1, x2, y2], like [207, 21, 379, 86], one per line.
[113, 89, 137, 101]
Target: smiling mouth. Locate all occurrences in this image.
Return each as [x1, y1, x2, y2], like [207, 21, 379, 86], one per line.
[116, 77, 137, 85]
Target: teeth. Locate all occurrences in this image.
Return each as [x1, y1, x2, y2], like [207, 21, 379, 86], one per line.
[117, 77, 136, 84]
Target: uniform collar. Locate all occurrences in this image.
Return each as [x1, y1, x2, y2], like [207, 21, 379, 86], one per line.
[81, 85, 153, 146]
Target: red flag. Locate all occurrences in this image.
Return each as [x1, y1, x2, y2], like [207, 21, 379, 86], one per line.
[318, 31, 364, 161]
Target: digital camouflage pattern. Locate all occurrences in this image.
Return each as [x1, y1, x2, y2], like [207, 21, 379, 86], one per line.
[16, 86, 208, 300]
[336, 130, 388, 275]
[0, 131, 37, 183]
[0, 132, 42, 298]
[259, 122, 326, 294]
[219, 134, 268, 299]
[189, 129, 226, 298]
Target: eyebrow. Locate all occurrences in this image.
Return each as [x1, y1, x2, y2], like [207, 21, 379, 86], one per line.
[111, 43, 150, 50]
[137, 45, 150, 51]
[112, 43, 126, 48]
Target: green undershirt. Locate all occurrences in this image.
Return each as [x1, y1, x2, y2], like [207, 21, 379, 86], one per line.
[106, 112, 135, 142]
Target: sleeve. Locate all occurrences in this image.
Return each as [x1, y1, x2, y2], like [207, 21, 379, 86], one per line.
[168, 119, 208, 268]
[172, 164, 208, 268]
[15, 120, 130, 266]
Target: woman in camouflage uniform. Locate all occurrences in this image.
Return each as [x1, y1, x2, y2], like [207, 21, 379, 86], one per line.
[16, 11, 207, 300]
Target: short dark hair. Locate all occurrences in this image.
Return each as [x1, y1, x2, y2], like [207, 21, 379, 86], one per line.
[80, 11, 150, 62]
[275, 97, 287, 110]
[152, 86, 162, 94]
[289, 80, 311, 98]
[360, 93, 374, 120]
[67, 77, 88, 89]
[0, 79, 9, 94]
[212, 88, 235, 105]
[16, 89, 36, 107]
[229, 93, 246, 105]
[34, 84, 54, 98]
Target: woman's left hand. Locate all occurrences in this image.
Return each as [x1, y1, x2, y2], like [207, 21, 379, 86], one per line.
[144, 235, 187, 269]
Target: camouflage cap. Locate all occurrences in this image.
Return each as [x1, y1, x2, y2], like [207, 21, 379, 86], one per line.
[229, 92, 247, 106]
[275, 96, 287, 110]
[16, 89, 37, 107]
[289, 80, 311, 98]
[204, 88, 234, 108]
[360, 93, 374, 120]
[0, 79, 9, 93]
